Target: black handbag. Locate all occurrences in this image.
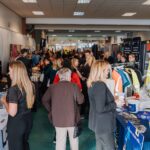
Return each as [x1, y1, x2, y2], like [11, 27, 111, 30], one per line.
[73, 84, 82, 138]
[73, 121, 82, 138]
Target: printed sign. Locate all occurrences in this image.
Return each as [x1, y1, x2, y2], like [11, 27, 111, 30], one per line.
[123, 121, 144, 150]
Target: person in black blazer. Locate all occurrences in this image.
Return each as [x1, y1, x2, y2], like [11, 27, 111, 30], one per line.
[87, 60, 116, 150]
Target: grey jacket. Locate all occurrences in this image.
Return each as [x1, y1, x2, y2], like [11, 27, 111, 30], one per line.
[88, 81, 116, 135]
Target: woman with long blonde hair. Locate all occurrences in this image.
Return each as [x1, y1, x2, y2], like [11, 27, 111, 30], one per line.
[87, 60, 116, 150]
[87, 61, 109, 87]
[1, 60, 35, 150]
[85, 54, 95, 69]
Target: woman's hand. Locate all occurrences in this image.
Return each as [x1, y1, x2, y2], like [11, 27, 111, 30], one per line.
[81, 77, 86, 81]
[1, 96, 7, 105]
[115, 99, 125, 107]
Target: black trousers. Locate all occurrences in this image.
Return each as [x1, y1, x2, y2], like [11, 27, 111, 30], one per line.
[7, 112, 33, 150]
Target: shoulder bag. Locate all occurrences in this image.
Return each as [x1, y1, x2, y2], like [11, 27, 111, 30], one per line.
[73, 84, 82, 138]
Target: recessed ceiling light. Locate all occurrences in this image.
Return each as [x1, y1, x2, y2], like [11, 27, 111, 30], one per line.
[52, 35, 57, 37]
[122, 12, 136, 16]
[48, 29, 54, 32]
[68, 35, 72, 37]
[115, 30, 121, 33]
[73, 11, 84, 16]
[78, 0, 91, 4]
[69, 30, 75, 32]
[94, 30, 101, 32]
[32, 11, 44, 15]
[22, 0, 37, 3]
[142, 0, 150, 5]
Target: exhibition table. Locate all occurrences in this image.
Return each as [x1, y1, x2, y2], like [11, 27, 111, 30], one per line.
[116, 113, 150, 150]
[0, 109, 8, 150]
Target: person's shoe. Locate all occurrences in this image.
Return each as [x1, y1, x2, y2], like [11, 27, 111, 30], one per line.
[80, 115, 85, 120]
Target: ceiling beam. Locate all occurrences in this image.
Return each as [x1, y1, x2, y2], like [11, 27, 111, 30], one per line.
[34, 24, 150, 31]
[26, 18, 150, 26]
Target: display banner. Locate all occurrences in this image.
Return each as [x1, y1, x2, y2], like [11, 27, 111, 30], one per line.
[132, 37, 141, 61]
[123, 38, 132, 54]
[123, 121, 144, 150]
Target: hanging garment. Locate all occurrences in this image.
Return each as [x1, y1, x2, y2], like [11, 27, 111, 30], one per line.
[117, 69, 131, 92]
[122, 71, 133, 96]
[123, 71, 132, 90]
[134, 68, 143, 87]
[145, 61, 150, 88]
[105, 79, 115, 96]
[126, 66, 143, 87]
[112, 70, 123, 93]
[126, 68, 140, 93]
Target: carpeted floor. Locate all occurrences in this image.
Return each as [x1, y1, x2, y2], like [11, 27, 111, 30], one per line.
[29, 107, 95, 150]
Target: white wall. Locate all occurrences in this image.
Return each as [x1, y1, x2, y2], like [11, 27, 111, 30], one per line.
[0, 3, 35, 73]
[0, 28, 35, 73]
[133, 32, 150, 41]
[0, 3, 22, 33]
[111, 35, 127, 44]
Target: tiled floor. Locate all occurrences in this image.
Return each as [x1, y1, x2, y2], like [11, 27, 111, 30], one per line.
[29, 107, 95, 150]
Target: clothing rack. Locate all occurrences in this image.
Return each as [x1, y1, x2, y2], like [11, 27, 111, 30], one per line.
[111, 62, 139, 69]
[113, 65, 124, 70]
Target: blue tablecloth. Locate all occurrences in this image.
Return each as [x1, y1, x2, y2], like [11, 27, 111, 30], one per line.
[0, 131, 3, 150]
[116, 114, 150, 150]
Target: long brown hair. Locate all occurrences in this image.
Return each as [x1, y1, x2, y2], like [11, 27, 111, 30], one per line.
[9, 61, 35, 109]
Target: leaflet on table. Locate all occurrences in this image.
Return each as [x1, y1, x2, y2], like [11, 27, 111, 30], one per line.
[0, 109, 8, 130]
[123, 121, 144, 150]
[137, 111, 150, 120]
[0, 92, 6, 109]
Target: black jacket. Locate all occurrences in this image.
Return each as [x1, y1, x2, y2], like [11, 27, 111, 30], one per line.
[17, 57, 32, 76]
[88, 81, 116, 135]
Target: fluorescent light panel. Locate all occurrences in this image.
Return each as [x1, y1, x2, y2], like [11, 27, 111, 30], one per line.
[32, 11, 44, 15]
[78, 0, 91, 4]
[73, 12, 84, 16]
[122, 12, 136, 16]
[142, 0, 150, 5]
[22, 0, 37, 3]
[115, 30, 121, 33]
[94, 30, 101, 32]
[48, 29, 54, 32]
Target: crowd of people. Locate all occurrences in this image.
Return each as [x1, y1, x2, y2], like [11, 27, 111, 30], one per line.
[1, 47, 138, 150]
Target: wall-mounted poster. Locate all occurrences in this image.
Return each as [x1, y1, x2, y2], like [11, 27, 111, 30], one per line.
[10, 44, 21, 60]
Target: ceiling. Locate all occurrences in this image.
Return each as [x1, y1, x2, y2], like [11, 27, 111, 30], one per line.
[46, 29, 129, 37]
[32, 24, 150, 37]
[1, 0, 150, 35]
[0, 0, 150, 19]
